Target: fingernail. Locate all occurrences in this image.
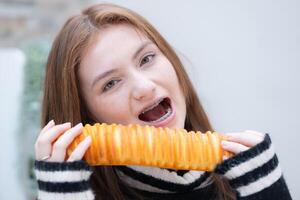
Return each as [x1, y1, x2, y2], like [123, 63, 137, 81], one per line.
[87, 136, 92, 142]
[63, 122, 71, 126]
[221, 141, 229, 148]
[84, 136, 92, 144]
[224, 133, 235, 140]
[223, 155, 229, 161]
[74, 123, 83, 129]
[226, 135, 233, 140]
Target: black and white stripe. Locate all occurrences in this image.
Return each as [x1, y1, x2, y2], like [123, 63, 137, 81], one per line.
[115, 165, 211, 193]
[37, 190, 94, 200]
[215, 134, 283, 198]
[33, 133, 292, 200]
[34, 160, 94, 200]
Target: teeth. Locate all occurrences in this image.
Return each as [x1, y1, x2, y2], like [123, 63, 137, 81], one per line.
[142, 99, 163, 114]
[148, 107, 172, 124]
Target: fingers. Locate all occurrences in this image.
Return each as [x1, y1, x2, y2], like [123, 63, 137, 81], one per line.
[225, 131, 264, 147]
[222, 140, 250, 154]
[41, 120, 55, 134]
[35, 122, 71, 160]
[35, 121, 90, 163]
[49, 123, 83, 162]
[222, 130, 265, 155]
[245, 130, 265, 138]
[67, 136, 92, 162]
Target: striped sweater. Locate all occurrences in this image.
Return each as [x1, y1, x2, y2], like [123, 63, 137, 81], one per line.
[34, 134, 292, 200]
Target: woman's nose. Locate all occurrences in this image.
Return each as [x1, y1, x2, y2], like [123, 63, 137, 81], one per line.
[132, 75, 156, 101]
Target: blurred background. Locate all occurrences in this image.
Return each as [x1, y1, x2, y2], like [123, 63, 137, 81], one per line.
[0, 0, 299, 199]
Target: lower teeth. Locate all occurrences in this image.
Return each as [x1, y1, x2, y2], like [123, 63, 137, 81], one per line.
[149, 107, 172, 123]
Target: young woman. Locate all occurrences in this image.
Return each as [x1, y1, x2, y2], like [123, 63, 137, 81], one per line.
[34, 3, 292, 200]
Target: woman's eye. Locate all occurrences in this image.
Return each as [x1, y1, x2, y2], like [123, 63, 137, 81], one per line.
[140, 54, 155, 66]
[103, 80, 120, 92]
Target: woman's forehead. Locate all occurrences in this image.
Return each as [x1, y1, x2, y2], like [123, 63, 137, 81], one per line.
[79, 24, 158, 86]
[84, 24, 152, 61]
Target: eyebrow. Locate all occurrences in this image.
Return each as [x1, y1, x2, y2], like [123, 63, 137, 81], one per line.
[91, 68, 118, 88]
[132, 41, 153, 60]
[91, 41, 153, 89]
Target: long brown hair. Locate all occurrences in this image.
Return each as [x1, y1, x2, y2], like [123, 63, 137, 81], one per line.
[42, 3, 235, 200]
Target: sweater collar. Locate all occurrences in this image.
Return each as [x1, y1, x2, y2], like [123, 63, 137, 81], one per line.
[115, 165, 213, 193]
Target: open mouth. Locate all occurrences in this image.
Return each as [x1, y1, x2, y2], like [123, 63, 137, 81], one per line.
[138, 97, 173, 124]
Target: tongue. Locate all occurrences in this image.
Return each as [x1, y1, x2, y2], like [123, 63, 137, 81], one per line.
[139, 103, 167, 122]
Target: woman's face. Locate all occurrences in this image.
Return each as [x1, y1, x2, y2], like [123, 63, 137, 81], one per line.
[79, 24, 186, 129]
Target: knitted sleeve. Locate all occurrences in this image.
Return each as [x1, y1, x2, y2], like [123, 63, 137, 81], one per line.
[34, 160, 95, 200]
[215, 134, 292, 200]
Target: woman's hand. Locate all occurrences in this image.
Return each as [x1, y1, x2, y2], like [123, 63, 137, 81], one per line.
[35, 120, 92, 162]
[222, 130, 265, 156]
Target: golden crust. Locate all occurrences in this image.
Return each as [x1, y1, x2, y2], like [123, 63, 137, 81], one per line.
[67, 123, 233, 171]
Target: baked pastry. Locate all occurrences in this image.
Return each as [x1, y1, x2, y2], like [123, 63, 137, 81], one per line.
[67, 123, 232, 171]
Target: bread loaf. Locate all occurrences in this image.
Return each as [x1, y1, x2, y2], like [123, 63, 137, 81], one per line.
[67, 123, 232, 171]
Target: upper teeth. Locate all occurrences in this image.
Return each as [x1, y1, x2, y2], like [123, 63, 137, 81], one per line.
[142, 99, 163, 114]
[148, 107, 172, 124]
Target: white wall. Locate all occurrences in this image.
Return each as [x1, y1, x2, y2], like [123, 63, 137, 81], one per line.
[0, 49, 26, 200]
[93, 0, 300, 198]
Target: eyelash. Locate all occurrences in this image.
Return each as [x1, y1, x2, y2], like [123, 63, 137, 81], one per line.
[103, 79, 120, 92]
[102, 53, 156, 92]
[140, 53, 155, 66]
